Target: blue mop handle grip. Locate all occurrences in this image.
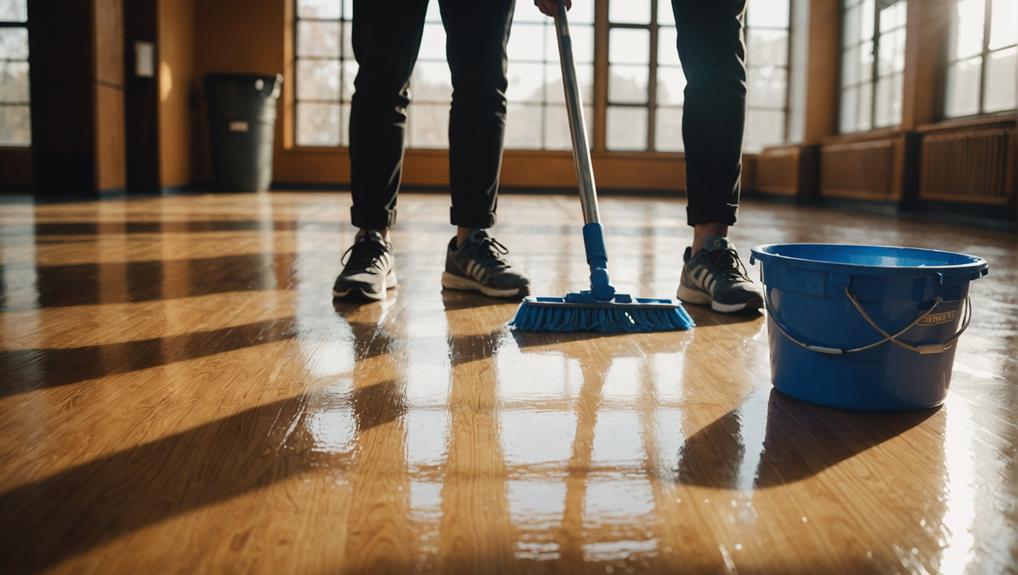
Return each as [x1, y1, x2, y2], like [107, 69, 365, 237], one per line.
[583, 222, 616, 301]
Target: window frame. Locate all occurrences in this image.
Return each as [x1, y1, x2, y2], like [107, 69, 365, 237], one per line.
[838, 0, 908, 134]
[291, 0, 795, 154]
[604, 5, 657, 151]
[292, 2, 354, 147]
[0, 12, 32, 148]
[505, 5, 596, 151]
[944, 0, 1018, 119]
[744, 0, 795, 151]
[605, 0, 794, 153]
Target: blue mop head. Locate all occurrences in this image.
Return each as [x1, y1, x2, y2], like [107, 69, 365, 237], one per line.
[509, 291, 695, 333]
[514, 223, 694, 332]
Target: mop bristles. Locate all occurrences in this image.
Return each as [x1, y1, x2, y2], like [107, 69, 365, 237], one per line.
[510, 293, 695, 333]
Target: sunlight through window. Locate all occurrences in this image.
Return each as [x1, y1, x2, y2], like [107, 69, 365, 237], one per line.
[945, 0, 1018, 118]
[0, 0, 30, 146]
[839, 0, 907, 133]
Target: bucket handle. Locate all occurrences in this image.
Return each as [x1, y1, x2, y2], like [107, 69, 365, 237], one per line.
[767, 288, 972, 356]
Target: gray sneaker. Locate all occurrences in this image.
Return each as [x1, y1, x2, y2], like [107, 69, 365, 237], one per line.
[442, 230, 530, 299]
[332, 230, 397, 300]
[677, 236, 762, 313]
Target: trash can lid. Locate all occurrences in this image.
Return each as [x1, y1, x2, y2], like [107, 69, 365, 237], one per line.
[204, 73, 283, 98]
[204, 72, 283, 84]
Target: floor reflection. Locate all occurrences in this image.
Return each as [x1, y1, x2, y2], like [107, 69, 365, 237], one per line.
[331, 300, 417, 571]
[1, 193, 1015, 573]
[674, 390, 937, 489]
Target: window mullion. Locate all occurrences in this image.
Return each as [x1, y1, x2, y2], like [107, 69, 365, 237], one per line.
[870, 2, 879, 128]
[647, 0, 659, 151]
[782, 0, 794, 143]
[978, 0, 992, 114]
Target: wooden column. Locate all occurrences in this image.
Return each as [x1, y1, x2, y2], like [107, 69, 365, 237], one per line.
[28, 0, 125, 196]
[899, 0, 951, 208]
[593, 0, 609, 152]
[802, 0, 841, 144]
[900, 0, 950, 129]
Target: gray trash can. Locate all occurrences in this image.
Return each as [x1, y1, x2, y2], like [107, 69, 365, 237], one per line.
[204, 73, 283, 191]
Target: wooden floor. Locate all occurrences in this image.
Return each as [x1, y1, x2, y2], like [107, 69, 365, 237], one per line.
[0, 191, 1015, 574]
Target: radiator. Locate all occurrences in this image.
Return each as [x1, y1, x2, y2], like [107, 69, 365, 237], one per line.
[820, 139, 899, 200]
[920, 128, 1012, 204]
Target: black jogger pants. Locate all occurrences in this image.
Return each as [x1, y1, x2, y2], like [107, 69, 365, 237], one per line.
[348, 0, 514, 230]
[672, 0, 748, 227]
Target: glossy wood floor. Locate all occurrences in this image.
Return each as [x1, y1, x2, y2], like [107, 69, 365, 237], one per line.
[0, 192, 1015, 574]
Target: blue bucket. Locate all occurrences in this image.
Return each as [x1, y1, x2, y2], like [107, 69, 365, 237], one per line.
[749, 244, 988, 411]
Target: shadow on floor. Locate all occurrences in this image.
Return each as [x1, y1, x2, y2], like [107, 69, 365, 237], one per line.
[0, 393, 342, 572]
[675, 389, 938, 489]
[0, 317, 299, 398]
[0, 367, 408, 573]
[0, 220, 313, 237]
[0, 252, 316, 310]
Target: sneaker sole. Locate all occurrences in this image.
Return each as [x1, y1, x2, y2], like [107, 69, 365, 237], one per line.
[332, 272, 398, 301]
[441, 272, 528, 299]
[676, 285, 762, 314]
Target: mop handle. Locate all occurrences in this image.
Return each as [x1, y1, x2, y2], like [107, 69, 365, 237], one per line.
[553, 0, 600, 225]
[554, 0, 615, 301]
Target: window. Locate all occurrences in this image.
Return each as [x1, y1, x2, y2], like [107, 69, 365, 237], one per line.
[654, 3, 684, 152]
[944, 0, 1017, 118]
[606, 0, 654, 151]
[506, 2, 594, 149]
[404, 3, 450, 148]
[294, 0, 352, 146]
[294, 0, 793, 153]
[607, 0, 792, 153]
[839, 0, 907, 133]
[0, 0, 30, 146]
[745, 0, 792, 151]
[294, 1, 594, 150]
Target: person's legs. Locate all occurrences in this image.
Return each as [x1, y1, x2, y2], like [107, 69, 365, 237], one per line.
[671, 0, 760, 313]
[334, 0, 428, 300]
[672, 0, 746, 253]
[348, 0, 430, 232]
[436, 0, 529, 298]
[439, 0, 513, 242]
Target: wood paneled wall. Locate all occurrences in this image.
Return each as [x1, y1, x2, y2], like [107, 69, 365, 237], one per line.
[753, 145, 819, 199]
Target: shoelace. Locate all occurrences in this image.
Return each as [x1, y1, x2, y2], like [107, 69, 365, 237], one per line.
[708, 247, 751, 282]
[474, 236, 511, 271]
[341, 238, 389, 272]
